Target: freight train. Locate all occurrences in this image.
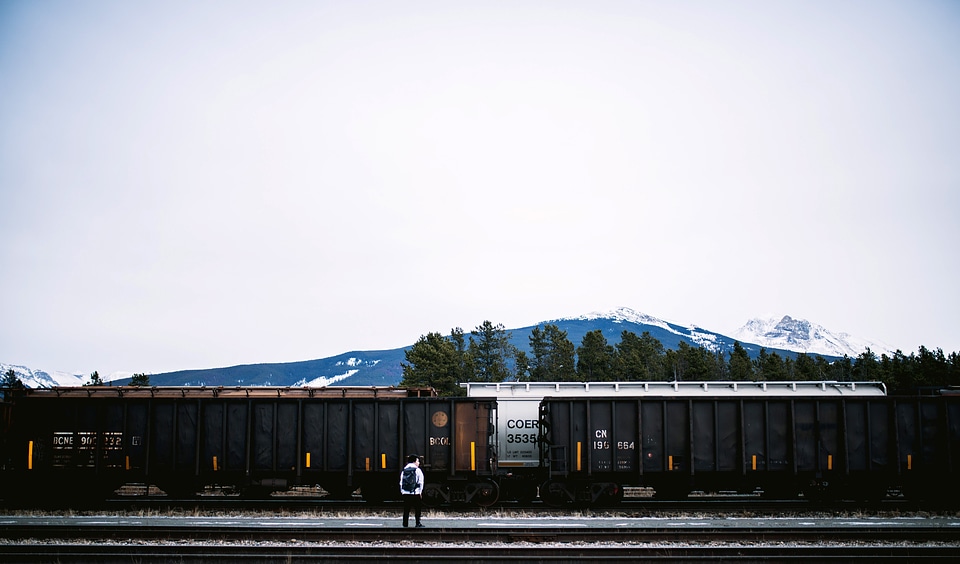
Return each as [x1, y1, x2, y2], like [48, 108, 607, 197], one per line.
[462, 381, 898, 503]
[1, 382, 958, 507]
[0, 386, 498, 507]
[537, 390, 960, 505]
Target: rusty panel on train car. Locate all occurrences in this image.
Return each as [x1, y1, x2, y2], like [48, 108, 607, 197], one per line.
[453, 400, 493, 472]
[426, 402, 451, 471]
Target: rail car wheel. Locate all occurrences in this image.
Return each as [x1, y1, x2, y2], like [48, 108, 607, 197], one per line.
[422, 483, 448, 507]
[539, 481, 573, 506]
[464, 480, 499, 507]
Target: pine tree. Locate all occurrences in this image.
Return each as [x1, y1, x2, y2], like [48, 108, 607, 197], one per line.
[130, 373, 150, 386]
[527, 324, 576, 382]
[400, 332, 461, 396]
[576, 330, 615, 382]
[728, 342, 754, 380]
[2, 368, 23, 388]
[614, 330, 666, 381]
[468, 321, 516, 383]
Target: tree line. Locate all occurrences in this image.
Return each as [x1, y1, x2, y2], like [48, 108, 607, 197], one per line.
[399, 322, 960, 396]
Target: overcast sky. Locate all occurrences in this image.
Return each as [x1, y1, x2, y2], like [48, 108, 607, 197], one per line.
[2, 1, 958, 377]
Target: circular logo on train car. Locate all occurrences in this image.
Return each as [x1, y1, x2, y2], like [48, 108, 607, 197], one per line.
[432, 411, 449, 428]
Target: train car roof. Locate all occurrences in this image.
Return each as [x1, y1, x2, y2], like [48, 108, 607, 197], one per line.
[13, 386, 437, 399]
[461, 381, 887, 397]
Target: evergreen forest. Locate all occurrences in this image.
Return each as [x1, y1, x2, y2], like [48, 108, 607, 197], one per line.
[399, 322, 960, 397]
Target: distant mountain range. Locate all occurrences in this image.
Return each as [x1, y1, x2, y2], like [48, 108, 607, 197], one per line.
[2, 307, 894, 389]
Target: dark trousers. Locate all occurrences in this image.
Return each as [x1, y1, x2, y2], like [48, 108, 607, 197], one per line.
[402, 493, 422, 526]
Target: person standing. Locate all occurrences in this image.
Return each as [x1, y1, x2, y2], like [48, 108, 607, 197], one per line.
[399, 454, 424, 528]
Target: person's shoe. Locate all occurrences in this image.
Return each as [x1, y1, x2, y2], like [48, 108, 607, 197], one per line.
[403, 523, 408, 528]
[415, 523, 424, 528]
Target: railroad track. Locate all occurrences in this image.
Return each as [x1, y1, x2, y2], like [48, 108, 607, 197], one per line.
[1, 516, 957, 562]
[2, 543, 958, 562]
[30, 494, 926, 515]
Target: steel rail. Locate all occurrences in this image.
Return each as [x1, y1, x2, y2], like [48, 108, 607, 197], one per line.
[1, 523, 957, 544]
[1, 543, 957, 563]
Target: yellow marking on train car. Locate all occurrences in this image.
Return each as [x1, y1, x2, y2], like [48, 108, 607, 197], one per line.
[306, 452, 311, 469]
[125, 455, 130, 471]
[213, 456, 218, 471]
[752, 455, 757, 471]
[907, 454, 912, 470]
[471, 442, 476, 471]
[28, 441, 33, 470]
[365, 457, 370, 471]
[382, 453, 387, 469]
[577, 442, 582, 472]
[669, 455, 674, 471]
[827, 454, 833, 471]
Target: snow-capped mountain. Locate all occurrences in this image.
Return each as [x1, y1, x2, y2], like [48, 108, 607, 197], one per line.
[0, 363, 87, 388]
[733, 315, 893, 358]
[3, 308, 892, 389]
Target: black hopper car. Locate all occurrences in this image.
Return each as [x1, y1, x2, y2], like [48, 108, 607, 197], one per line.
[538, 390, 960, 505]
[0, 386, 498, 507]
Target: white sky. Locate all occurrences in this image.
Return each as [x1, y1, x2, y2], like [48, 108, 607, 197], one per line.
[1, 1, 958, 376]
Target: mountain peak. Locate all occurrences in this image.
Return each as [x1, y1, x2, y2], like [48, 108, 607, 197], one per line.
[559, 307, 674, 331]
[733, 315, 892, 358]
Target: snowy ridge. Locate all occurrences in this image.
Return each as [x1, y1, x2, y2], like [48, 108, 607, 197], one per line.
[733, 315, 894, 358]
[565, 307, 676, 332]
[0, 363, 87, 388]
[561, 307, 722, 351]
